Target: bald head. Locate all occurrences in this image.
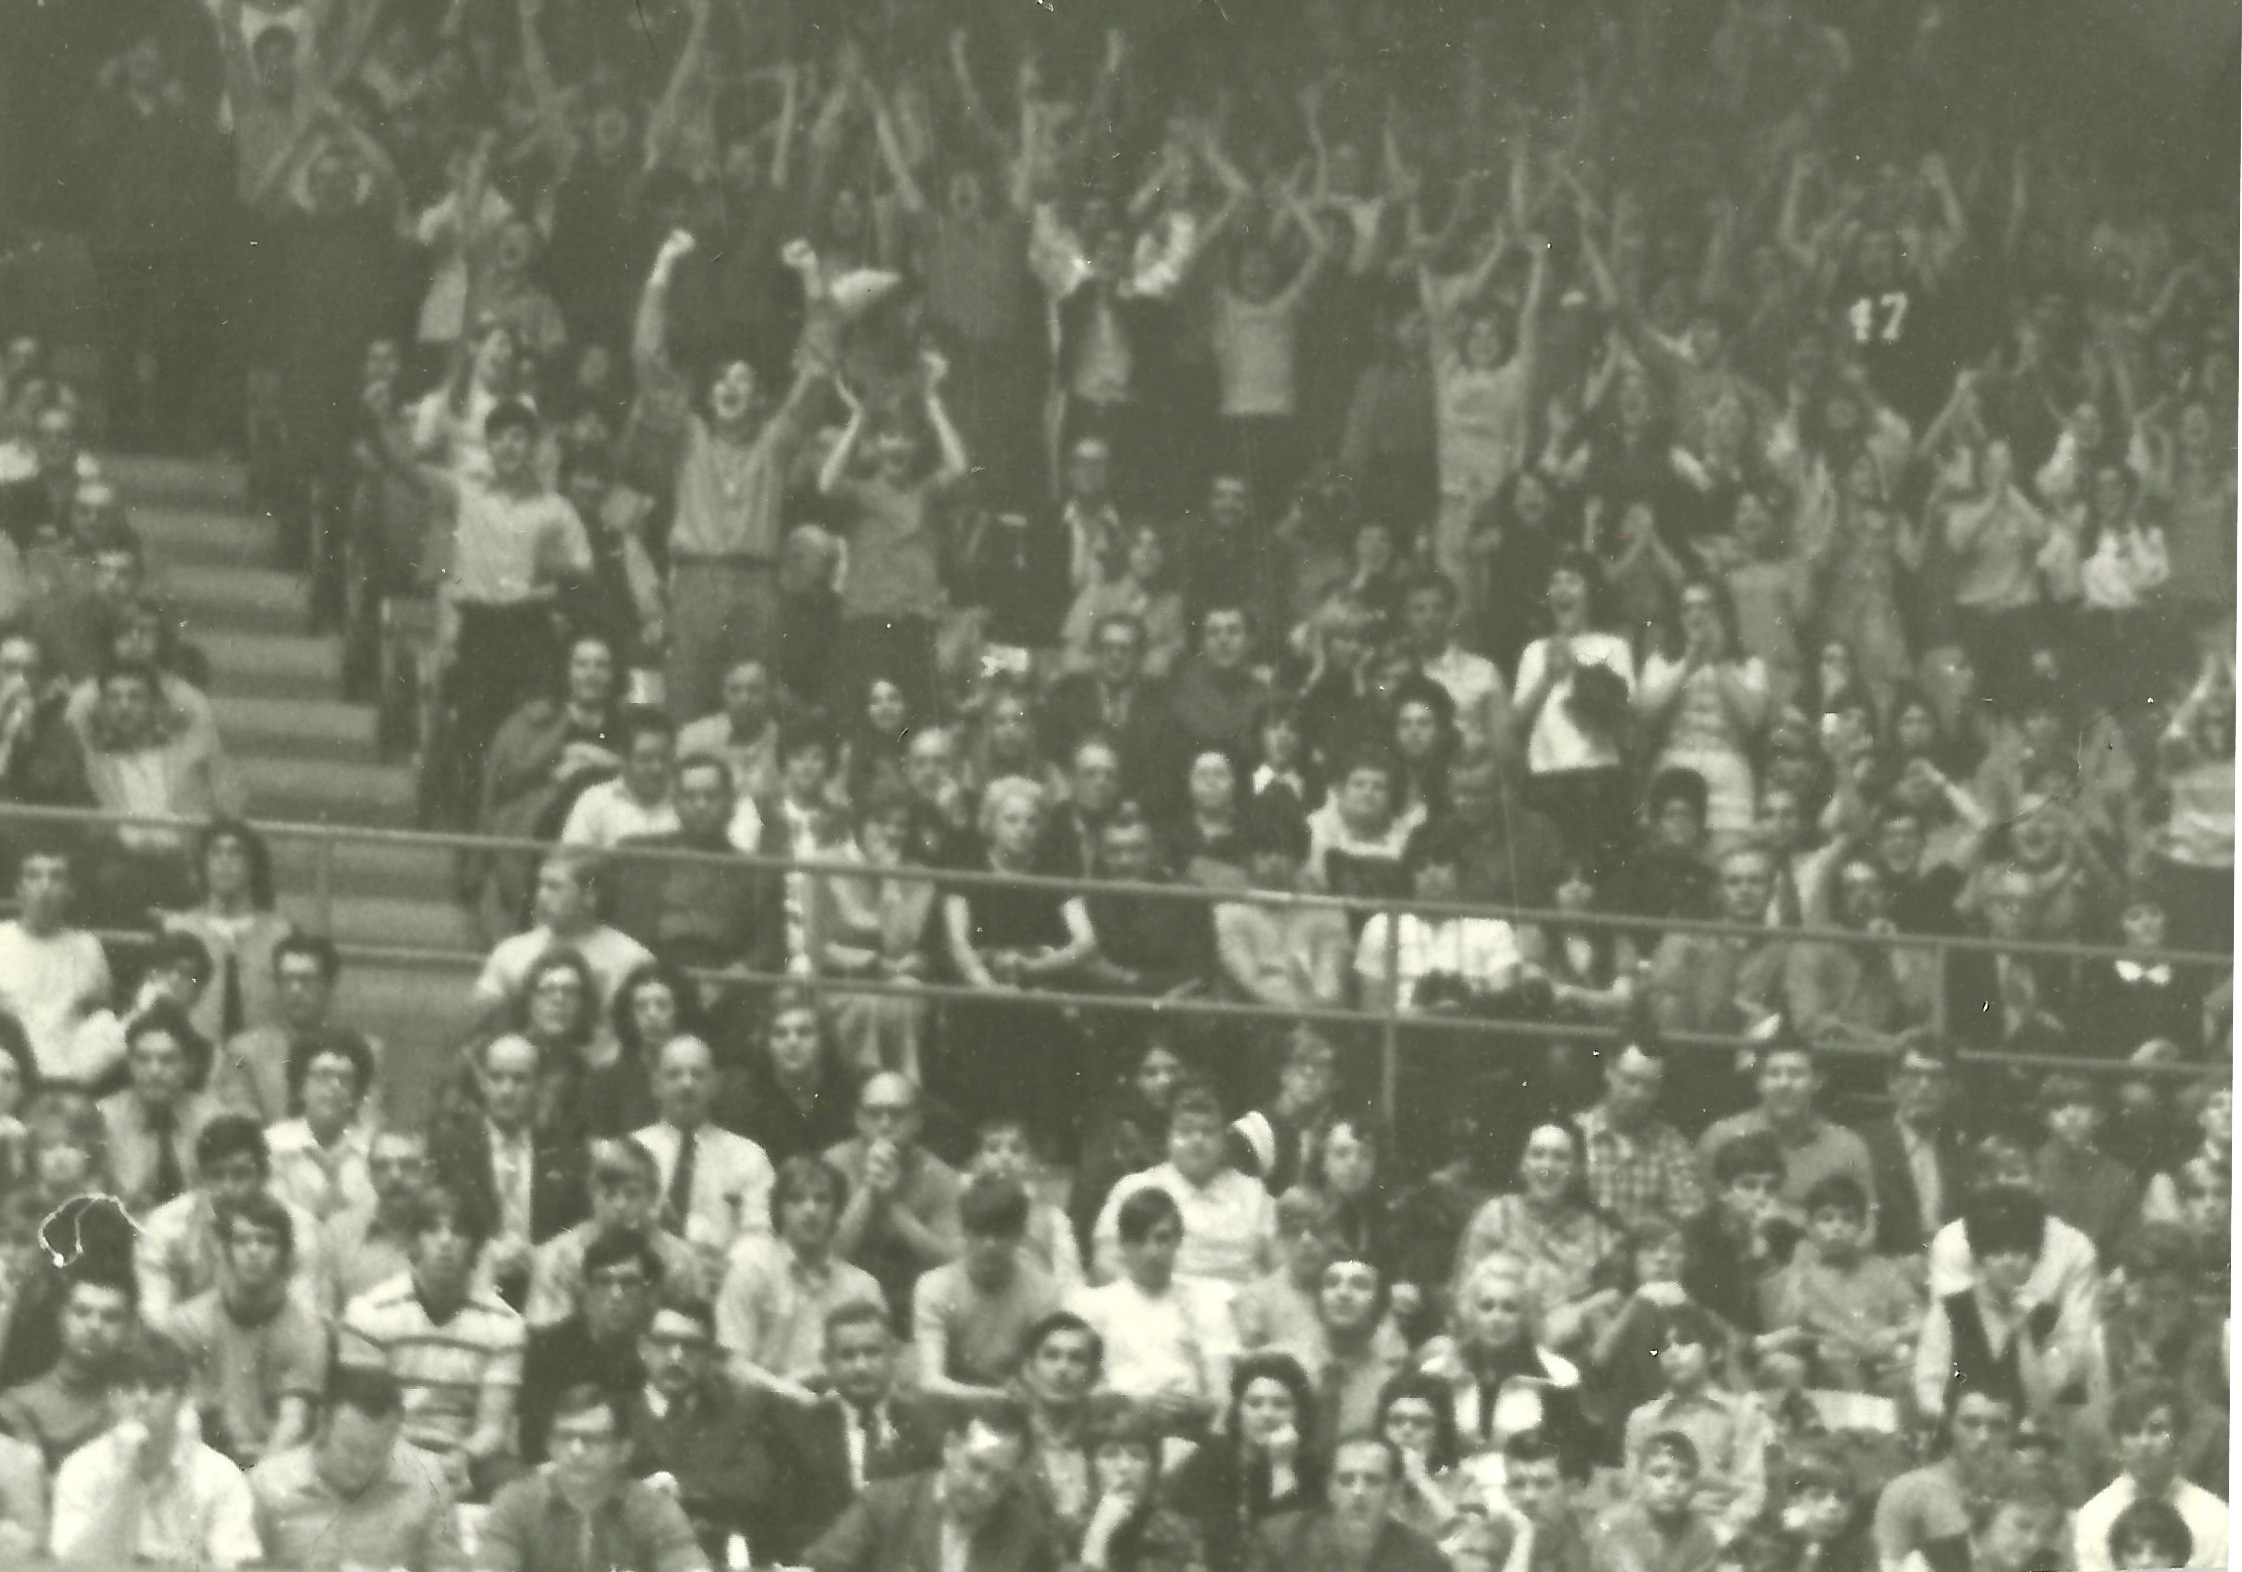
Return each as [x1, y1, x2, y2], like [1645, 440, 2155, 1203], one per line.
[654, 1034, 718, 1130]
[856, 1073, 922, 1147]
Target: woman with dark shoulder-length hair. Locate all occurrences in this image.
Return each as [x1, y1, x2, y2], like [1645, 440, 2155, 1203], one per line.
[160, 817, 294, 1048]
[1161, 1352, 1327, 1572]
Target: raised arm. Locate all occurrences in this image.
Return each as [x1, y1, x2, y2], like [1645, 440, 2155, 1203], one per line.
[631, 229, 697, 398]
[870, 88, 929, 217]
[766, 61, 801, 189]
[643, 0, 714, 172]
[921, 351, 969, 483]
[1917, 153, 1968, 281]
[946, 26, 1004, 151]
[1275, 192, 1333, 307]
[817, 380, 866, 497]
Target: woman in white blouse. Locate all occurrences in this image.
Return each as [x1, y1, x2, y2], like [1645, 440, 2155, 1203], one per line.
[1511, 551, 1636, 868]
[1634, 578, 1770, 851]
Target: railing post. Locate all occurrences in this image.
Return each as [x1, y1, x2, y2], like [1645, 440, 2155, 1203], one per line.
[1927, 934, 1947, 1039]
[1380, 893, 1402, 1148]
[314, 814, 336, 938]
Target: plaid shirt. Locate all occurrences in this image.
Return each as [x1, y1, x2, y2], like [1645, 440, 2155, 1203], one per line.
[1577, 1105, 1706, 1227]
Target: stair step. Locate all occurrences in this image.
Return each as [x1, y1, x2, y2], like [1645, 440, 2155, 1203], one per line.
[212, 692, 378, 763]
[204, 629, 343, 700]
[335, 959, 479, 1123]
[270, 827, 458, 902]
[281, 891, 482, 952]
[101, 455, 248, 511]
[166, 564, 308, 636]
[133, 503, 274, 569]
[240, 754, 417, 823]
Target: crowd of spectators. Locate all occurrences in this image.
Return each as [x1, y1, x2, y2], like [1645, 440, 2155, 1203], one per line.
[0, 0, 2231, 1564]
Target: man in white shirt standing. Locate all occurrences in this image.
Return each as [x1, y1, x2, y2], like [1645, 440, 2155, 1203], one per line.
[0, 841, 114, 1085]
[561, 707, 682, 850]
[50, 1329, 262, 1567]
[1091, 1083, 1274, 1296]
[2073, 1378, 2228, 1571]
[636, 1033, 774, 1260]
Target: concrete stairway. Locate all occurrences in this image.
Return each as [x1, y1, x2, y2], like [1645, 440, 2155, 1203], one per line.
[108, 454, 480, 1121]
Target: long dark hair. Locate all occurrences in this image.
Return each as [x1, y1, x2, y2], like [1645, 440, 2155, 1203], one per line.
[196, 818, 275, 911]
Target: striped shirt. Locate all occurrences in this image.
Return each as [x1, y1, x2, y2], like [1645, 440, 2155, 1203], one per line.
[338, 1274, 525, 1455]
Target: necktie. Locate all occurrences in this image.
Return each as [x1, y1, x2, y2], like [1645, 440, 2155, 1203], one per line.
[665, 1127, 698, 1234]
[149, 1110, 185, 1206]
[853, 1403, 883, 1486]
[219, 952, 244, 1042]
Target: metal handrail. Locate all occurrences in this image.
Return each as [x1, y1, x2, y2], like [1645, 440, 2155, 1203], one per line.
[1, 800, 2229, 972]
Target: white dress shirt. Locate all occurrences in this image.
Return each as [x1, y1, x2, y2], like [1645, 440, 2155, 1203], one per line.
[632, 1121, 776, 1253]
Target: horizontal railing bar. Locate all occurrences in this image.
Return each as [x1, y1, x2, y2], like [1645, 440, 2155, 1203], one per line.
[83, 927, 2223, 1081]
[5, 803, 2230, 974]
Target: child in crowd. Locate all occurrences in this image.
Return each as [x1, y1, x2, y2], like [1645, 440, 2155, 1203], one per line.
[1765, 1175, 1922, 1397]
[969, 1117, 1084, 1293]
[1622, 1303, 1768, 1546]
[1591, 1430, 1722, 1572]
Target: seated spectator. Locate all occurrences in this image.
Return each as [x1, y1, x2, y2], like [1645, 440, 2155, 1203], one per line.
[1621, 1305, 1767, 1545]
[475, 1382, 705, 1571]
[0, 624, 93, 820]
[1895, 1466, 2068, 1572]
[723, 988, 857, 1167]
[1292, 1255, 1411, 1451]
[610, 752, 777, 980]
[1912, 1185, 2102, 1430]
[825, 1071, 963, 1316]
[48, 1328, 262, 1567]
[246, 1366, 465, 1572]
[1061, 523, 1189, 681]
[161, 1192, 324, 1468]
[779, 1302, 947, 1561]
[0, 1270, 134, 1470]
[1167, 745, 1249, 887]
[324, 1127, 433, 1312]
[628, 1297, 786, 1564]
[1419, 1255, 1589, 1474]
[1872, 1391, 2022, 1569]
[1860, 1040, 1968, 1258]
[1726, 1444, 1879, 1572]
[1575, 1036, 1708, 1230]
[1765, 1175, 1923, 1398]
[676, 656, 783, 830]
[636, 1033, 774, 1259]
[558, 704, 683, 849]
[263, 1029, 378, 1223]
[209, 934, 370, 1126]
[1782, 855, 1938, 1049]
[802, 1400, 1057, 1572]
[160, 818, 294, 1049]
[1356, 819, 1534, 1016]
[81, 657, 244, 912]
[1697, 1042, 1878, 1215]
[474, 632, 625, 921]
[2095, 1225, 2228, 1484]
[1068, 1187, 1236, 1423]
[526, 1136, 704, 1329]
[1256, 1429, 1450, 1572]
[520, 1227, 662, 1464]
[0, 841, 115, 1086]
[1081, 809, 1220, 997]
[2030, 1073, 2142, 1265]
[98, 1000, 217, 1213]
[1062, 1397, 1208, 1572]
[1925, 1129, 2101, 1331]
[959, 1125, 1081, 1296]
[1681, 1133, 1794, 1340]
[1214, 806, 1353, 1011]
[1228, 1028, 1343, 1201]
[2072, 1378, 2228, 1571]
[1592, 1430, 1724, 1572]
[1643, 845, 1788, 1045]
[1093, 1082, 1274, 1293]
[912, 1173, 1061, 1408]
[1609, 767, 1722, 927]
[1162, 1352, 1327, 1572]
[1303, 748, 1413, 911]
[1232, 1185, 1340, 1357]
[810, 785, 938, 1082]
[714, 1154, 882, 1401]
[429, 1033, 589, 1305]
[471, 852, 654, 1031]
[2103, 1498, 2198, 1572]
[1452, 1123, 1626, 1357]
[338, 1182, 526, 1501]
[499, 947, 657, 1141]
[135, 1114, 332, 1323]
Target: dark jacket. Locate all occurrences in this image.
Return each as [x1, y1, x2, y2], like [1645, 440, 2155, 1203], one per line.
[1041, 673, 1178, 810]
[427, 1113, 589, 1253]
[609, 829, 780, 974]
[520, 1315, 645, 1463]
[1860, 1116, 1966, 1258]
[1250, 1510, 1451, 1572]
[804, 1467, 1061, 1572]
[776, 1394, 949, 1562]
[627, 1375, 788, 1561]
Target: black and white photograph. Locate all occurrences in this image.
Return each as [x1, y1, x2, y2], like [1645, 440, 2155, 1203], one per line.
[0, 0, 2233, 1564]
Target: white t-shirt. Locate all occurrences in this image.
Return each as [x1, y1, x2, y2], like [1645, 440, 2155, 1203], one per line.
[558, 780, 681, 850]
[0, 921, 113, 1082]
[472, 924, 653, 1013]
[1064, 1277, 1235, 1407]
[2073, 1475, 2227, 1571]
[1213, 291, 1304, 418]
[1354, 912, 1525, 1006]
[1516, 632, 1635, 775]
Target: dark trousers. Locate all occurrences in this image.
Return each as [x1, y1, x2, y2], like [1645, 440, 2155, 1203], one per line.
[448, 600, 560, 816]
[91, 247, 200, 449]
